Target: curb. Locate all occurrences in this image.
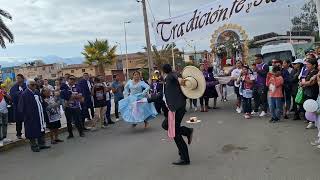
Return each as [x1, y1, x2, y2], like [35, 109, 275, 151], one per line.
[0, 114, 116, 153]
[0, 125, 69, 153]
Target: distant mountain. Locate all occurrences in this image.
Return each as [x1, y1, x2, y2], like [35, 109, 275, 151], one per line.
[0, 55, 85, 67]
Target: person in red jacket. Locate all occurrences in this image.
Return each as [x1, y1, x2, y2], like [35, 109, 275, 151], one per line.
[266, 66, 284, 123]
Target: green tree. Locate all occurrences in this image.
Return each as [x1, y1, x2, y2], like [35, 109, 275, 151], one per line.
[291, 0, 318, 33]
[0, 9, 14, 48]
[82, 39, 117, 76]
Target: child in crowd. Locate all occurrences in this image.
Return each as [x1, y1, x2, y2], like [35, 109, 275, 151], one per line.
[266, 66, 284, 123]
[237, 66, 255, 119]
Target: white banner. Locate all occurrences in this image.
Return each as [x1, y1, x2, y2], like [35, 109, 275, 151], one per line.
[153, 0, 284, 46]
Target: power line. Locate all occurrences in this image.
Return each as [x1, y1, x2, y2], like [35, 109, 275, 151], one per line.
[146, 0, 156, 22]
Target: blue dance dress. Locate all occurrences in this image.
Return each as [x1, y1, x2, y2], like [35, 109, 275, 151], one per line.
[119, 80, 158, 124]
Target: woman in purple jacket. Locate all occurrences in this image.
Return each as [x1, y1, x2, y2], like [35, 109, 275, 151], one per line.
[200, 66, 219, 112]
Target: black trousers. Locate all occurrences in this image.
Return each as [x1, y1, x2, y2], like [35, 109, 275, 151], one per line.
[65, 107, 83, 136]
[16, 120, 23, 137]
[199, 97, 209, 107]
[253, 86, 268, 112]
[155, 100, 166, 114]
[162, 107, 191, 162]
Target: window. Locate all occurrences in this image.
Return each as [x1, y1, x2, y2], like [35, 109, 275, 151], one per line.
[51, 66, 54, 70]
[71, 70, 74, 73]
[51, 74, 56, 78]
[82, 69, 86, 72]
[42, 67, 46, 71]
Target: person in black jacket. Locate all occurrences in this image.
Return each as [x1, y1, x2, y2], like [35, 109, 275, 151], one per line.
[158, 64, 193, 165]
[149, 77, 165, 114]
[291, 59, 304, 120]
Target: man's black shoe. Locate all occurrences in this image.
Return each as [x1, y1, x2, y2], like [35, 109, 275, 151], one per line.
[187, 128, 194, 145]
[108, 121, 115, 125]
[31, 147, 40, 152]
[172, 160, 190, 165]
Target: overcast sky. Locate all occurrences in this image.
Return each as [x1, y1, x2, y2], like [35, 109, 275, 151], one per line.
[0, 0, 306, 62]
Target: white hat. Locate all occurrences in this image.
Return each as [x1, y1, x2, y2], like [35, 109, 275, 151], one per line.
[292, 59, 304, 64]
[186, 117, 201, 124]
[180, 66, 206, 99]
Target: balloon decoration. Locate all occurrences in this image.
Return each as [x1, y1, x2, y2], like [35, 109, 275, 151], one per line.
[1, 77, 13, 92]
[305, 112, 317, 122]
[303, 99, 318, 112]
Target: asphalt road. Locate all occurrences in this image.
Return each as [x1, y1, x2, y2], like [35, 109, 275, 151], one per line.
[1, 100, 320, 180]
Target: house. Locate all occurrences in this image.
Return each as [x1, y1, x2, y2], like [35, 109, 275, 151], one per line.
[14, 63, 64, 80]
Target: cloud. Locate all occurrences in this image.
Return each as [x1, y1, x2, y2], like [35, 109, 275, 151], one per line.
[0, 0, 306, 60]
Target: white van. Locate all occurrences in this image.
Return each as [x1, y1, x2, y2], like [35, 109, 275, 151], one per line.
[261, 42, 295, 65]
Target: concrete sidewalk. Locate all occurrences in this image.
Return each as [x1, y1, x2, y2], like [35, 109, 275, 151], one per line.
[1, 103, 115, 152]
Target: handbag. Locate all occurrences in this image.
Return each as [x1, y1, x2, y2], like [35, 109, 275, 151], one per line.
[295, 87, 304, 104]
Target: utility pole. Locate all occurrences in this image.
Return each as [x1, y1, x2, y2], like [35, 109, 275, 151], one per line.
[288, 5, 292, 43]
[316, 0, 320, 38]
[124, 21, 131, 80]
[138, 0, 154, 78]
[168, 0, 175, 70]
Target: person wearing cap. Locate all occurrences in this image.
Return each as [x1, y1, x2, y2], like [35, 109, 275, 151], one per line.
[282, 60, 294, 119]
[252, 54, 269, 117]
[61, 75, 85, 138]
[18, 79, 50, 152]
[150, 76, 165, 114]
[291, 59, 304, 120]
[300, 58, 319, 129]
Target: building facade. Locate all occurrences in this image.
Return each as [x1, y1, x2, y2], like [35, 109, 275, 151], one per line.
[14, 63, 64, 80]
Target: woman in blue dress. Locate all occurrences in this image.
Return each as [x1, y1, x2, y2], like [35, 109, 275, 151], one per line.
[119, 71, 158, 128]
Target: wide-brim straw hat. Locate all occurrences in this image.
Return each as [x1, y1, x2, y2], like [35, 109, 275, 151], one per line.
[180, 66, 206, 99]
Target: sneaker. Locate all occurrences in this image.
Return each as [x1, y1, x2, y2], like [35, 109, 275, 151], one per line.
[259, 111, 267, 117]
[101, 125, 106, 129]
[251, 111, 257, 116]
[311, 140, 320, 146]
[194, 107, 198, 112]
[236, 107, 242, 114]
[115, 118, 120, 122]
[3, 138, 12, 143]
[244, 114, 250, 119]
[0, 140, 3, 147]
[317, 144, 320, 149]
[306, 122, 315, 129]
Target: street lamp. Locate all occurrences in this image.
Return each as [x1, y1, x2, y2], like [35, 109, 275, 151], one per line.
[124, 21, 131, 81]
[288, 5, 292, 43]
[115, 42, 124, 75]
[168, 0, 175, 70]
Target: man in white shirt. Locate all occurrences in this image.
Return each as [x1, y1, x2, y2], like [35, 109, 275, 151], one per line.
[230, 61, 243, 113]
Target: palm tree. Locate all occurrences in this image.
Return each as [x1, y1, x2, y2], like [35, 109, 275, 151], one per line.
[140, 43, 182, 69]
[0, 9, 14, 48]
[82, 39, 117, 76]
